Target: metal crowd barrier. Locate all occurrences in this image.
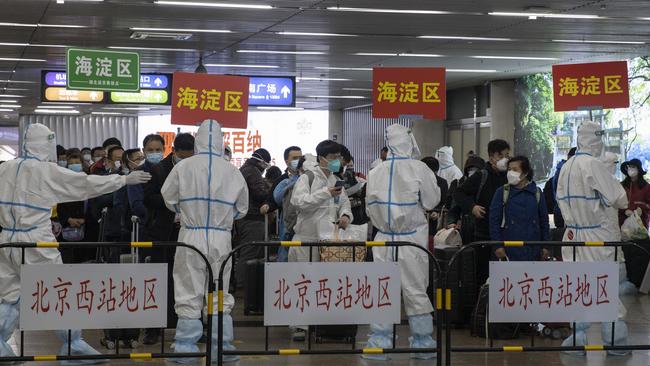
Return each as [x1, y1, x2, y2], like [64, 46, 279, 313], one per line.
[0, 241, 214, 364]
[443, 240, 650, 366]
[216, 241, 444, 366]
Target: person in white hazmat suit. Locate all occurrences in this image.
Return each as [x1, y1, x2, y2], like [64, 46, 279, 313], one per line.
[0, 123, 151, 364]
[161, 119, 248, 364]
[600, 153, 636, 296]
[364, 124, 441, 360]
[557, 122, 629, 356]
[289, 140, 353, 262]
[435, 146, 463, 186]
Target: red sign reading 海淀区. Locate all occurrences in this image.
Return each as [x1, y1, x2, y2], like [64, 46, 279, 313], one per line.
[552, 61, 629, 112]
[171, 72, 249, 128]
[372, 67, 446, 120]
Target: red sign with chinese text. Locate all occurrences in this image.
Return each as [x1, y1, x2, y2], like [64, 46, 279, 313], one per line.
[372, 67, 446, 120]
[552, 61, 629, 112]
[171, 72, 249, 128]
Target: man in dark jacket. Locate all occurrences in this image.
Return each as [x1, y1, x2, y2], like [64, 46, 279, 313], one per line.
[453, 139, 510, 284]
[234, 148, 272, 288]
[129, 133, 195, 344]
[421, 156, 449, 234]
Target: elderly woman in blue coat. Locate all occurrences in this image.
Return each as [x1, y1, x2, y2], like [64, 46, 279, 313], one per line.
[489, 156, 550, 261]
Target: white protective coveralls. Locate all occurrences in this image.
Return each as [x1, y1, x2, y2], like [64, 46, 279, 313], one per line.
[161, 119, 248, 363]
[557, 122, 629, 356]
[435, 146, 463, 186]
[288, 156, 352, 262]
[365, 124, 441, 360]
[0, 123, 148, 364]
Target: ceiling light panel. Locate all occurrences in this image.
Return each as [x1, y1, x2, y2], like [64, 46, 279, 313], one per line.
[276, 31, 357, 37]
[205, 63, 279, 68]
[237, 50, 325, 55]
[130, 27, 231, 33]
[470, 55, 558, 60]
[154, 1, 273, 9]
[326, 7, 452, 15]
[488, 12, 600, 19]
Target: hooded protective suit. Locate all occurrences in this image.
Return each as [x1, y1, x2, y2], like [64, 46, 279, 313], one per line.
[288, 154, 352, 262]
[557, 122, 629, 356]
[0, 123, 146, 364]
[364, 124, 440, 360]
[161, 119, 248, 363]
[436, 146, 463, 186]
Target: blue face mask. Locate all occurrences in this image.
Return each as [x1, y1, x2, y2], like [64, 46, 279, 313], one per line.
[68, 164, 82, 172]
[57, 160, 67, 167]
[146, 152, 163, 164]
[289, 159, 300, 170]
[327, 158, 341, 173]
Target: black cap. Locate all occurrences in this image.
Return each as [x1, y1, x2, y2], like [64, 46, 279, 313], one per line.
[621, 158, 647, 177]
[252, 148, 271, 163]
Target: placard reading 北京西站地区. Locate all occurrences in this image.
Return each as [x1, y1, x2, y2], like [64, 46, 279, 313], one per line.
[552, 61, 629, 111]
[489, 261, 618, 323]
[20, 264, 167, 331]
[264, 262, 401, 326]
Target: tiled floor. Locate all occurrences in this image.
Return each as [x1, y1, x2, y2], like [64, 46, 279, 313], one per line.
[8, 293, 650, 365]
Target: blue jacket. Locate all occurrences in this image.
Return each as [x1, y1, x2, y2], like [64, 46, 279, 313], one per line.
[273, 175, 299, 240]
[489, 181, 550, 261]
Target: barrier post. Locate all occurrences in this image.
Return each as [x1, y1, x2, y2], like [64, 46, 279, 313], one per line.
[216, 241, 443, 366]
[442, 240, 650, 366]
[0, 241, 213, 365]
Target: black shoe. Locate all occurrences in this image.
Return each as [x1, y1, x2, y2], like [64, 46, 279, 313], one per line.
[143, 330, 161, 345]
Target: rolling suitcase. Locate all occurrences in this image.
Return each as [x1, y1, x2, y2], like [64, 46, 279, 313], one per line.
[243, 214, 270, 315]
[313, 231, 361, 344]
[100, 216, 141, 349]
[433, 245, 477, 327]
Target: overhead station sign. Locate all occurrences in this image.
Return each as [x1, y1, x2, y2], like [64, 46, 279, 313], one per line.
[372, 67, 446, 120]
[42, 71, 172, 105]
[66, 48, 140, 92]
[248, 76, 295, 107]
[552, 61, 629, 112]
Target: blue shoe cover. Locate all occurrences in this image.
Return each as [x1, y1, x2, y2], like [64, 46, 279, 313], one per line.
[56, 330, 108, 365]
[361, 324, 392, 361]
[561, 327, 588, 356]
[619, 281, 637, 296]
[602, 321, 630, 356]
[0, 302, 19, 362]
[172, 318, 202, 364]
[408, 314, 436, 360]
[211, 314, 239, 363]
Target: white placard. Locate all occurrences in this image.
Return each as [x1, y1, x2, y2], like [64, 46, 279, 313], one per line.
[20, 264, 167, 331]
[264, 262, 401, 326]
[489, 261, 618, 323]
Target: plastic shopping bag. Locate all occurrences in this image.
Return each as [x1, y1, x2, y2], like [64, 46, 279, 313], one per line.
[434, 228, 462, 248]
[621, 210, 649, 241]
[319, 223, 367, 262]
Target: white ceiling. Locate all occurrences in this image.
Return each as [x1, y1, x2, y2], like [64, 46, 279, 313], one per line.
[0, 0, 648, 115]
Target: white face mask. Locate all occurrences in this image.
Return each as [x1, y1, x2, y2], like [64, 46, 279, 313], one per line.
[114, 160, 122, 170]
[628, 167, 638, 178]
[507, 170, 522, 186]
[82, 154, 92, 162]
[496, 157, 509, 172]
[467, 168, 478, 177]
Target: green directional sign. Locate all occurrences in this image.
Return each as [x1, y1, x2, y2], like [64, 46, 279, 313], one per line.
[111, 90, 169, 104]
[66, 48, 140, 92]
